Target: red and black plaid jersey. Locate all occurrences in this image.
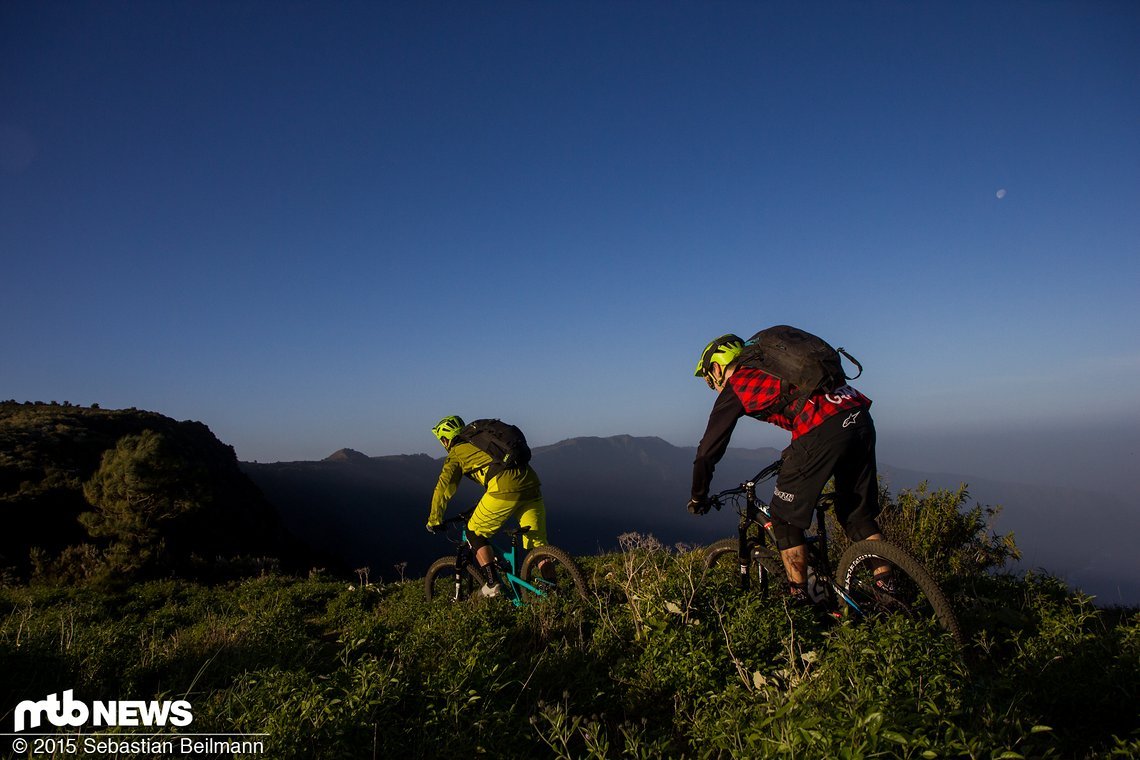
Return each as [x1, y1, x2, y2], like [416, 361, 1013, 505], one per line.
[729, 366, 870, 436]
[690, 366, 871, 500]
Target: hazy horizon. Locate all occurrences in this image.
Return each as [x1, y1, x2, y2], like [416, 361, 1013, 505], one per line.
[224, 409, 1135, 501]
[3, 4, 1137, 509]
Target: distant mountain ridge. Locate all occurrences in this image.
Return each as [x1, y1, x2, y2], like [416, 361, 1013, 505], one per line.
[2, 401, 1132, 604]
[242, 434, 1139, 605]
[325, 448, 371, 463]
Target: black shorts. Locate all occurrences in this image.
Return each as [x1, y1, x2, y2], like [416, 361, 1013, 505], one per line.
[770, 406, 880, 539]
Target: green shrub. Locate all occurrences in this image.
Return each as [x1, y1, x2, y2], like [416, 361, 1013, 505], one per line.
[877, 483, 1020, 579]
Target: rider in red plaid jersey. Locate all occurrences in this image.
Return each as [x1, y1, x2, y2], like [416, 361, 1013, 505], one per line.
[690, 332, 889, 603]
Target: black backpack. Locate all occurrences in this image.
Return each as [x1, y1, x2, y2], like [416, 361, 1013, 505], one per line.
[453, 418, 532, 482]
[736, 325, 863, 417]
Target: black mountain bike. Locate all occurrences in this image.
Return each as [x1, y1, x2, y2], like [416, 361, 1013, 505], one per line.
[703, 460, 963, 644]
[424, 508, 588, 604]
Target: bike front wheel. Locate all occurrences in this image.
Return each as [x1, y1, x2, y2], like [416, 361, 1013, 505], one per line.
[703, 537, 787, 596]
[518, 545, 589, 600]
[424, 556, 484, 603]
[836, 540, 963, 645]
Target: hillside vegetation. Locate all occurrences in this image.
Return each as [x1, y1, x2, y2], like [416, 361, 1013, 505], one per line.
[2, 544, 1137, 758]
[2, 402, 1137, 757]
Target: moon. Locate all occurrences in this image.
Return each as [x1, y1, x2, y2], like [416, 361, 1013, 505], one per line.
[996, 189, 1007, 199]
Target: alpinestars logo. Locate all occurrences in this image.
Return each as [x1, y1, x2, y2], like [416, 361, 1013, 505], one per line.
[13, 690, 193, 733]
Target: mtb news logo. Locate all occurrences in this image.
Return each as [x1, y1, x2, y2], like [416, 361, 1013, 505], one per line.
[13, 690, 193, 733]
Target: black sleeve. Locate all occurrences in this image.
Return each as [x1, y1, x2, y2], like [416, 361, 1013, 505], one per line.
[691, 388, 745, 500]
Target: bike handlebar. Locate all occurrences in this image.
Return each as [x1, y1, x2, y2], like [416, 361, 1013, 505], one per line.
[710, 459, 782, 503]
[434, 509, 475, 538]
[707, 459, 783, 515]
[441, 509, 474, 527]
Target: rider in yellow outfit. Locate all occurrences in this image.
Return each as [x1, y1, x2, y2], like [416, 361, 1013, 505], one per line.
[427, 416, 548, 595]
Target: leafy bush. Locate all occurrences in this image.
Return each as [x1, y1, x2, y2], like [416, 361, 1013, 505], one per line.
[824, 482, 1020, 584]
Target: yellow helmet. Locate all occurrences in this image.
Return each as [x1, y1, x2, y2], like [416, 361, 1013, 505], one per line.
[431, 415, 465, 445]
[694, 334, 745, 385]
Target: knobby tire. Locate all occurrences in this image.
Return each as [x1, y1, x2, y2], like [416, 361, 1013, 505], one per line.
[836, 539, 963, 645]
[518, 545, 589, 600]
[424, 556, 483, 602]
[703, 537, 787, 595]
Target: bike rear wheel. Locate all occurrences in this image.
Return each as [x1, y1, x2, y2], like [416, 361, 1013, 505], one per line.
[424, 556, 484, 602]
[703, 537, 787, 596]
[518, 545, 589, 600]
[836, 540, 962, 645]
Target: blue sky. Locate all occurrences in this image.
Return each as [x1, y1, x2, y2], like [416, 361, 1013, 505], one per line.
[2, 2, 1138, 493]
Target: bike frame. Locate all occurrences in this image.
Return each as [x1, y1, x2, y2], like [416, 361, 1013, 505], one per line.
[445, 513, 546, 606]
[714, 463, 863, 613]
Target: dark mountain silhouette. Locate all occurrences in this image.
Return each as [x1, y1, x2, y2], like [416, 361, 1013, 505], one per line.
[0, 401, 298, 576]
[241, 435, 784, 581]
[325, 448, 371, 463]
[243, 435, 1138, 605]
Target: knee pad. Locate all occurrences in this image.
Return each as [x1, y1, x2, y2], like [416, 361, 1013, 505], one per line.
[771, 519, 806, 551]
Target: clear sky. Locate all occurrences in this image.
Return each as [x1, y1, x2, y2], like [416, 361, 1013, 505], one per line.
[2, 2, 1138, 493]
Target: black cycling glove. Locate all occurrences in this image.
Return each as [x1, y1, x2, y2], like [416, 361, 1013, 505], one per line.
[686, 497, 710, 516]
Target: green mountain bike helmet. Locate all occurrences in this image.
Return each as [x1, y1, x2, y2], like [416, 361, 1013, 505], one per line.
[694, 334, 745, 387]
[431, 415, 465, 446]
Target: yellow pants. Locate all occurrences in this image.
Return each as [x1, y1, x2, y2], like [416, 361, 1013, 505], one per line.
[467, 492, 547, 549]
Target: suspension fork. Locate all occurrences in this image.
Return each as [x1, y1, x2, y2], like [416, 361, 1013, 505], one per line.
[754, 500, 780, 595]
[737, 504, 752, 591]
[739, 489, 768, 591]
[455, 539, 475, 600]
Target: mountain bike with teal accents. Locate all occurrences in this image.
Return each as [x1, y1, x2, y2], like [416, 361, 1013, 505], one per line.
[424, 508, 588, 604]
[702, 460, 963, 645]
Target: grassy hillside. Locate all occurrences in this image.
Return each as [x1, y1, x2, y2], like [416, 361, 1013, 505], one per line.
[1, 546, 1136, 758]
